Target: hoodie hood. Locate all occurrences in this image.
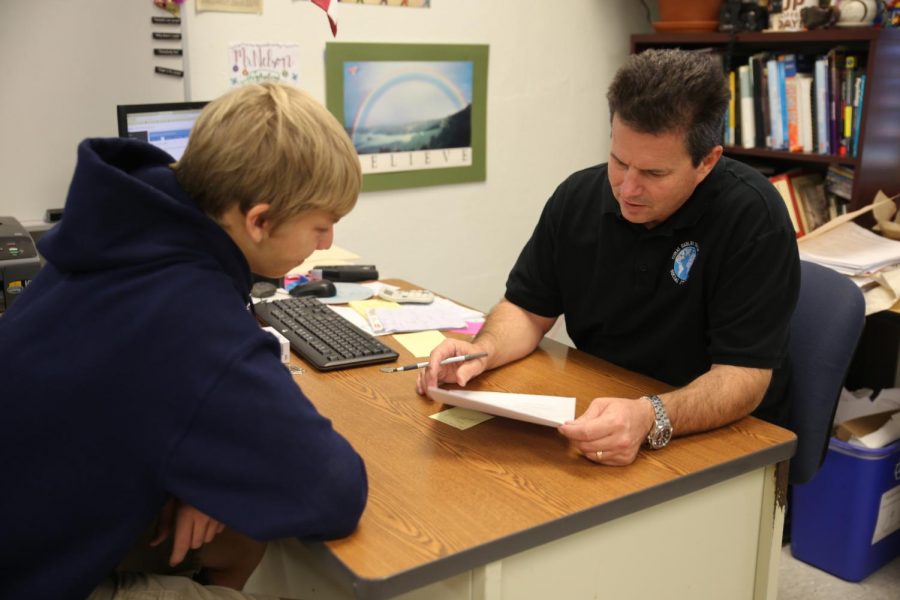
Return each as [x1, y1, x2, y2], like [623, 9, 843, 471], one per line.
[39, 138, 251, 296]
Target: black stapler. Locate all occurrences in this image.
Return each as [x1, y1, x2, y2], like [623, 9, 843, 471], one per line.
[310, 265, 379, 283]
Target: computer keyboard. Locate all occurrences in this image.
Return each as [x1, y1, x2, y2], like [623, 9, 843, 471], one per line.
[254, 296, 398, 371]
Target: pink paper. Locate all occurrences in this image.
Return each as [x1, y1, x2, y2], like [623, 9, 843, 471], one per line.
[449, 320, 484, 335]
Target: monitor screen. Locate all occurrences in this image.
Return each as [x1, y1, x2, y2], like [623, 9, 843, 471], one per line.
[116, 101, 208, 161]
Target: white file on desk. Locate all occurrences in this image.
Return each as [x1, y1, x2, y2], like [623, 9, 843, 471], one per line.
[427, 387, 575, 427]
[365, 297, 483, 334]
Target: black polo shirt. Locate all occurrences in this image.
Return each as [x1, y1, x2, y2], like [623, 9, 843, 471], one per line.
[506, 157, 800, 426]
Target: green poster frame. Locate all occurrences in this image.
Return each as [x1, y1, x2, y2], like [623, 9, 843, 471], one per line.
[325, 42, 489, 192]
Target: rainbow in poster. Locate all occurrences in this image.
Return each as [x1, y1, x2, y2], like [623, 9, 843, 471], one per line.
[343, 60, 473, 165]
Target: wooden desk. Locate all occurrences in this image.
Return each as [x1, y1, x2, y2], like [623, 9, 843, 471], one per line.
[245, 287, 796, 600]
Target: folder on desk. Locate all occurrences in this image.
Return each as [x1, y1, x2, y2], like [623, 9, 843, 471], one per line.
[427, 387, 575, 427]
[366, 297, 484, 334]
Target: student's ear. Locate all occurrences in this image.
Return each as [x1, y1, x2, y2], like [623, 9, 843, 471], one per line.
[243, 204, 272, 244]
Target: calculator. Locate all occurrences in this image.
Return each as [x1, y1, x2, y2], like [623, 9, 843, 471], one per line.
[378, 288, 435, 304]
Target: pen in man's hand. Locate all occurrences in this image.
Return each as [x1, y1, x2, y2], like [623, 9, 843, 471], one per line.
[380, 351, 488, 373]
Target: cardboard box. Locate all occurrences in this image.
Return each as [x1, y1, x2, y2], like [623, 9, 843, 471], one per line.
[834, 409, 900, 449]
[790, 410, 900, 581]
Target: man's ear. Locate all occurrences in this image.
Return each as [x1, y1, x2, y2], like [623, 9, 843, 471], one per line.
[696, 145, 724, 182]
[243, 204, 272, 244]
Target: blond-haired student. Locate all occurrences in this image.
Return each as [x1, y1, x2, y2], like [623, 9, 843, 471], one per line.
[0, 83, 367, 600]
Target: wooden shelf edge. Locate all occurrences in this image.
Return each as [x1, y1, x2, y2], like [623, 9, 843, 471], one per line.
[632, 28, 882, 46]
[724, 146, 859, 167]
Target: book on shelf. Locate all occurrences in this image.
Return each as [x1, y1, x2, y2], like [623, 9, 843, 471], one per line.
[840, 55, 859, 157]
[826, 164, 855, 200]
[814, 56, 830, 155]
[766, 56, 785, 150]
[726, 69, 737, 146]
[750, 53, 769, 149]
[783, 54, 802, 152]
[789, 171, 829, 233]
[721, 47, 866, 161]
[851, 73, 866, 158]
[770, 173, 806, 237]
[827, 47, 845, 156]
[738, 64, 755, 149]
[795, 73, 814, 153]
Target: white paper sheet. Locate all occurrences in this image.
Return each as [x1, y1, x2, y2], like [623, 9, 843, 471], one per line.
[799, 221, 900, 274]
[427, 387, 575, 427]
[368, 298, 484, 334]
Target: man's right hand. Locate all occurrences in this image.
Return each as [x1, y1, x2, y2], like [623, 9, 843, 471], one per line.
[415, 338, 489, 395]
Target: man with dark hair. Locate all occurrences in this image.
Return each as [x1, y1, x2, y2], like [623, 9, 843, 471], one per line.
[417, 49, 800, 466]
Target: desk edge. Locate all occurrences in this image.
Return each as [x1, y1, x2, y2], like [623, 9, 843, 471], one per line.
[310, 437, 796, 599]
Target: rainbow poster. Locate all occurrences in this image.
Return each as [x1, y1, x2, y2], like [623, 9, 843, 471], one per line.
[343, 60, 473, 170]
[326, 43, 488, 192]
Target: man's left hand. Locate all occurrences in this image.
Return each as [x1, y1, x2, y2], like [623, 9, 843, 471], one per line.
[558, 396, 655, 466]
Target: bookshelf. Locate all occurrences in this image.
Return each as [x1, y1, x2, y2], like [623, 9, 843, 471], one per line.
[631, 28, 900, 224]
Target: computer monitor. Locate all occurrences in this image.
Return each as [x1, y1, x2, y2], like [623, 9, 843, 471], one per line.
[116, 101, 207, 161]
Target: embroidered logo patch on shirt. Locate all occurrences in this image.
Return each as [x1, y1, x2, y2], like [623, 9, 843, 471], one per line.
[670, 241, 699, 284]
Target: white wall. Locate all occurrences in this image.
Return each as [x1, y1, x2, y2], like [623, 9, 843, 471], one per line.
[0, 0, 185, 223]
[184, 0, 652, 312]
[1, 0, 653, 314]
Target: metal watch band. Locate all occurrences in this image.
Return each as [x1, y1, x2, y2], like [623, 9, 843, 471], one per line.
[644, 394, 673, 450]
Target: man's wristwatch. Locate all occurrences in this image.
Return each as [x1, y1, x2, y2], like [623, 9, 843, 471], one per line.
[643, 395, 673, 449]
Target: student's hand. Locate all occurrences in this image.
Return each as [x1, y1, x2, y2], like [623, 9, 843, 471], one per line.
[557, 396, 655, 466]
[415, 338, 489, 395]
[150, 497, 226, 566]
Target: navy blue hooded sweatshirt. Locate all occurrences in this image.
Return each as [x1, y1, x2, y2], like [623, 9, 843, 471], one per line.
[0, 138, 367, 600]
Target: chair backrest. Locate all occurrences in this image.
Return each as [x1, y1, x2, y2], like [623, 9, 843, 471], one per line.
[787, 260, 866, 484]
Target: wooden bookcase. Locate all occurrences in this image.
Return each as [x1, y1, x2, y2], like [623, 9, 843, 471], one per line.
[631, 28, 900, 221]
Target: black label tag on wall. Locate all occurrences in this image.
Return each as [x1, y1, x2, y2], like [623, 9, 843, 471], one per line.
[155, 66, 184, 78]
[152, 16, 181, 25]
[154, 48, 183, 56]
[152, 32, 182, 40]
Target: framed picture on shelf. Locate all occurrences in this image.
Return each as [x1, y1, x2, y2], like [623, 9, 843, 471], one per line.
[767, 0, 808, 31]
[325, 42, 489, 192]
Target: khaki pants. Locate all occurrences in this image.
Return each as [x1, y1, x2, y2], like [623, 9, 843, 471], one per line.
[88, 572, 277, 600]
[87, 523, 276, 600]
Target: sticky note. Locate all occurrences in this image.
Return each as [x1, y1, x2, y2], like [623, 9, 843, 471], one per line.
[348, 299, 398, 318]
[392, 330, 445, 357]
[430, 407, 494, 430]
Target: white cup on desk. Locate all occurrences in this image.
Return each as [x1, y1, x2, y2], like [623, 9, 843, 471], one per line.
[835, 0, 878, 26]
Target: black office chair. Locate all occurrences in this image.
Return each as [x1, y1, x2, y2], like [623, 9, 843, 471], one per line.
[787, 260, 866, 485]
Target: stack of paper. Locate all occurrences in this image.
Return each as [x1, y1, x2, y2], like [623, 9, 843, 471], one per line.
[798, 221, 900, 275]
[427, 387, 575, 427]
[365, 298, 484, 335]
[287, 245, 360, 276]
